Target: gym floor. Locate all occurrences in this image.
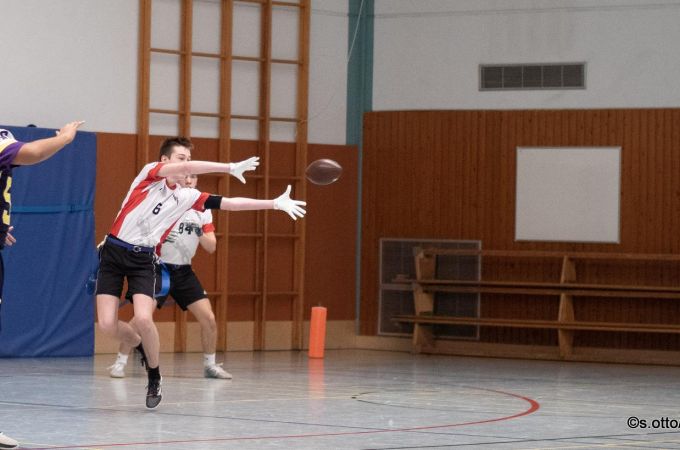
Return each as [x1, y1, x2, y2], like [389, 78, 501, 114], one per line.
[1, 349, 679, 449]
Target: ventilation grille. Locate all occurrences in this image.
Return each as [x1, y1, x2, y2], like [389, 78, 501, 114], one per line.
[480, 63, 585, 90]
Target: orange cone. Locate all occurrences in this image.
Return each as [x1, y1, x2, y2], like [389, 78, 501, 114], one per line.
[308, 306, 327, 358]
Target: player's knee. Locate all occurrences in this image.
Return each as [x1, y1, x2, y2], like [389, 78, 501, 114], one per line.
[198, 313, 216, 334]
[98, 319, 118, 336]
[133, 316, 155, 334]
[204, 312, 216, 331]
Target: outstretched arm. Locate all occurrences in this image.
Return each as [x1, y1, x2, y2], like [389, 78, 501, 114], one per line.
[217, 185, 306, 220]
[13, 121, 84, 165]
[157, 156, 259, 183]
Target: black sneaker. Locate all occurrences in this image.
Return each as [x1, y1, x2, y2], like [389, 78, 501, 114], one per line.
[136, 343, 148, 370]
[146, 376, 162, 409]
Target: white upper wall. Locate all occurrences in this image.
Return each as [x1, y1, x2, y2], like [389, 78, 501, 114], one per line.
[308, 0, 348, 145]
[7, 0, 680, 144]
[2, 0, 139, 133]
[374, 0, 680, 110]
[2, 0, 348, 145]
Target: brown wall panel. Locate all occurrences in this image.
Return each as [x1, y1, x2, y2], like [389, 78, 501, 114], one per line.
[361, 109, 680, 351]
[96, 133, 358, 327]
[304, 144, 358, 320]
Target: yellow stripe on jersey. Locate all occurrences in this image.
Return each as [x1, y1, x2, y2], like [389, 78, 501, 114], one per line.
[2, 177, 11, 225]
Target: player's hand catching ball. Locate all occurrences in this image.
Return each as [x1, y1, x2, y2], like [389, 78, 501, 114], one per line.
[273, 185, 306, 220]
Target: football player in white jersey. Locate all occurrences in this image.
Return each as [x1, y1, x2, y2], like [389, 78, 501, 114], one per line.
[109, 174, 232, 380]
[95, 137, 305, 409]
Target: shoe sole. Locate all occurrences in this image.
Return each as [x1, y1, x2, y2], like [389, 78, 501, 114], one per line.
[146, 396, 162, 409]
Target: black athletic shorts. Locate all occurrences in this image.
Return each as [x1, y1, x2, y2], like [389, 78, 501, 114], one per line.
[156, 264, 208, 311]
[95, 240, 156, 298]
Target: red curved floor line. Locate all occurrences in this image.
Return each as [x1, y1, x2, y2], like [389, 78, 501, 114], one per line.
[29, 387, 540, 449]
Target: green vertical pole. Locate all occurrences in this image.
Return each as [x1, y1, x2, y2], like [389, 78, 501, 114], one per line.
[347, 0, 373, 146]
[347, 0, 374, 332]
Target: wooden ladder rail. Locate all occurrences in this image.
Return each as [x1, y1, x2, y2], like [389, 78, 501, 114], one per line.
[136, 0, 310, 352]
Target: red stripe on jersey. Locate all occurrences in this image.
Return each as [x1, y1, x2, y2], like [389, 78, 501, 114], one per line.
[202, 223, 215, 233]
[148, 163, 165, 180]
[156, 217, 180, 256]
[110, 163, 166, 236]
[191, 192, 210, 212]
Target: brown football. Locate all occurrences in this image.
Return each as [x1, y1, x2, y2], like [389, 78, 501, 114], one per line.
[305, 159, 342, 185]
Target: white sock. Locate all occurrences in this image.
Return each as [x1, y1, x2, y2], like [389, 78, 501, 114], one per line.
[115, 352, 129, 365]
[204, 353, 216, 367]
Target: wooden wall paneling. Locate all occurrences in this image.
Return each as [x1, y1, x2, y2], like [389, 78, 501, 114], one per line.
[449, 112, 463, 236]
[638, 110, 649, 253]
[656, 109, 668, 252]
[462, 111, 476, 239]
[496, 111, 508, 249]
[430, 111, 442, 235]
[662, 110, 673, 255]
[425, 111, 438, 234]
[409, 112, 421, 231]
[438, 112, 447, 234]
[359, 115, 373, 335]
[623, 109, 634, 250]
[673, 110, 680, 254]
[481, 111, 493, 248]
[650, 109, 661, 252]
[408, 112, 420, 232]
[361, 108, 680, 354]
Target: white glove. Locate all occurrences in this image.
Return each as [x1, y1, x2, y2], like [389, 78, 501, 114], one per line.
[229, 156, 260, 184]
[273, 185, 307, 220]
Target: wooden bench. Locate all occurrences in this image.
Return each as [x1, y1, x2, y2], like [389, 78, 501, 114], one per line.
[393, 248, 680, 359]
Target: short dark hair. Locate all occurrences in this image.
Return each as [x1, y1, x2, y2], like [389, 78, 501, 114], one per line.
[159, 137, 193, 160]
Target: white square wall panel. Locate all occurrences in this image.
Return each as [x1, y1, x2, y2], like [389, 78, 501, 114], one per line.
[515, 146, 621, 243]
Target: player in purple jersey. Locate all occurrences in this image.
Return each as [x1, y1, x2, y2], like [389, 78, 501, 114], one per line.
[0, 121, 84, 450]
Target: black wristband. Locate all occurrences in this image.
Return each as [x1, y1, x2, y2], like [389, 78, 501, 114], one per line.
[204, 195, 223, 210]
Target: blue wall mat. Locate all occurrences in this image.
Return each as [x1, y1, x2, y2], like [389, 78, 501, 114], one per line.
[0, 125, 96, 357]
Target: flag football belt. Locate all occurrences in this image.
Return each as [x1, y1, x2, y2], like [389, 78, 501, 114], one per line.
[157, 263, 171, 298]
[106, 235, 155, 254]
